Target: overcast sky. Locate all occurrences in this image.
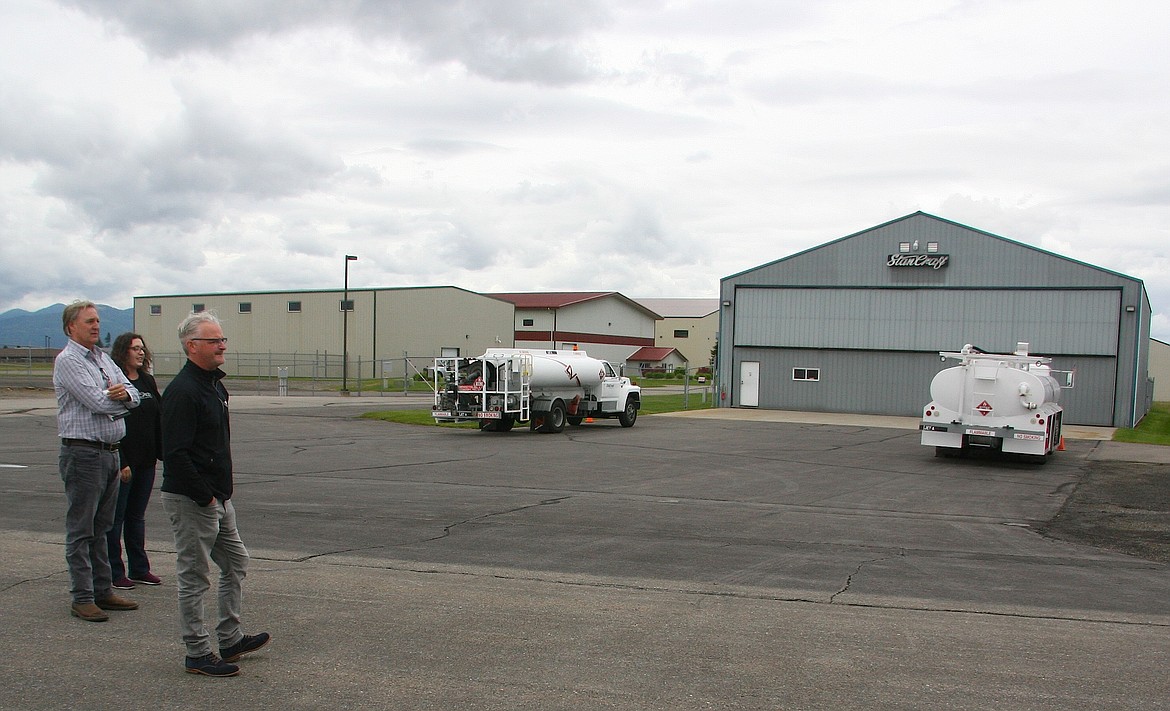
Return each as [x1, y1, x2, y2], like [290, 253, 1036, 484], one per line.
[2, 0, 1168, 340]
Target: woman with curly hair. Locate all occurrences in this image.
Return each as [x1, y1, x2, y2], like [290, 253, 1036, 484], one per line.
[106, 332, 164, 589]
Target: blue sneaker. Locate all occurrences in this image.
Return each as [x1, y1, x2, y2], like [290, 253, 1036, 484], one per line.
[220, 632, 271, 663]
[185, 653, 239, 677]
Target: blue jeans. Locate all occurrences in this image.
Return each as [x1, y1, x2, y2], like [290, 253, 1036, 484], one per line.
[106, 463, 157, 580]
[59, 444, 120, 604]
[162, 492, 250, 657]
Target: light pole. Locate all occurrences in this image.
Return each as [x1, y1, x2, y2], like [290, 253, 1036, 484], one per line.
[342, 254, 358, 394]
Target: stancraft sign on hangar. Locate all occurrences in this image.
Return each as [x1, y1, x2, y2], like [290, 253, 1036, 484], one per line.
[716, 211, 1153, 428]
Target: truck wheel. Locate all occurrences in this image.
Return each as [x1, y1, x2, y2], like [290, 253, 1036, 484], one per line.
[567, 416, 584, 427]
[618, 397, 638, 427]
[542, 400, 567, 434]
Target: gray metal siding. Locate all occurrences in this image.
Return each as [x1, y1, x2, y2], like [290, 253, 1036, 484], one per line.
[735, 287, 1121, 356]
[732, 347, 1117, 425]
[734, 348, 933, 415]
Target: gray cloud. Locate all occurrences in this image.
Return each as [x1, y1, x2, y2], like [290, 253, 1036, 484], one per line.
[2, 81, 341, 232]
[59, 0, 325, 54]
[406, 138, 505, 156]
[61, 0, 612, 85]
[2, 0, 1168, 342]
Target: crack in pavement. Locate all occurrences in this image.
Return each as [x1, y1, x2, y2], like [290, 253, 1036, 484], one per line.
[425, 495, 573, 543]
[830, 549, 907, 603]
[291, 495, 572, 563]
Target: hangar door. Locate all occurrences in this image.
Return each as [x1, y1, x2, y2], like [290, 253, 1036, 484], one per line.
[731, 287, 1121, 425]
[734, 288, 1121, 356]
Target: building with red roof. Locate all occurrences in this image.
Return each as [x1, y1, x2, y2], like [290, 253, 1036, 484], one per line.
[487, 291, 660, 365]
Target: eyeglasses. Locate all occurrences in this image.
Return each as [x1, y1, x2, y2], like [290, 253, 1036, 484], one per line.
[190, 337, 228, 345]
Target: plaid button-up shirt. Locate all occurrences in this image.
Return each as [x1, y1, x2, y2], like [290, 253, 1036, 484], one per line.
[54, 339, 140, 444]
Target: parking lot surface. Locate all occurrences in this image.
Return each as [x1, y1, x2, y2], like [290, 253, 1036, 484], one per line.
[2, 394, 1167, 710]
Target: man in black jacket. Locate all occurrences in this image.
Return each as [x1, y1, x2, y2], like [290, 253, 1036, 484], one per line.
[161, 311, 270, 677]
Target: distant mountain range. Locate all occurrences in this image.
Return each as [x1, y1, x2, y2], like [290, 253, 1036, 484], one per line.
[0, 304, 134, 349]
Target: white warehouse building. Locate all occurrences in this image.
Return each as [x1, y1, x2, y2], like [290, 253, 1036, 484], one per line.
[132, 286, 515, 378]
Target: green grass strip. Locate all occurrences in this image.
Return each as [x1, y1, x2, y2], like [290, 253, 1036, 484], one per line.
[1113, 401, 1170, 446]
[360, 391, 715, 427]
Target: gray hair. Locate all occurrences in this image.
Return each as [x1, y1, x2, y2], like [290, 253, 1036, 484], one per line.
[177, 310, 222, 347]
[62, 300, 96, 335]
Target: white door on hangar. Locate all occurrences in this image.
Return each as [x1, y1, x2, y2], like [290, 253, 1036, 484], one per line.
[740, 361, 759, 407]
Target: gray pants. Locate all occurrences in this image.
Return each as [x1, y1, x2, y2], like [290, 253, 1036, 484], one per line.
[59, 444, 120, 604]
[162, 493, 249, 657]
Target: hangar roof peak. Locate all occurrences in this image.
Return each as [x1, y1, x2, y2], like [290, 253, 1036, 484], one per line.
[722, 211, 1145, 287]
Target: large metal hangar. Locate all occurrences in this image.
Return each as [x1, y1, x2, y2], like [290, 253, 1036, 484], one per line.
[716, 212, 1153, 427]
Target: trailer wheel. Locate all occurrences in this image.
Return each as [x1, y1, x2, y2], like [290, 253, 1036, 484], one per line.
[567, 416, 584, 427]
[618, 396, 638, 427]
[541, 400, 567, 434]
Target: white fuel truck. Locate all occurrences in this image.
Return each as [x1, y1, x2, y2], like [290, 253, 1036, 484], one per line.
[432, 348, 641, 433]
[920, 343, 1065, 461]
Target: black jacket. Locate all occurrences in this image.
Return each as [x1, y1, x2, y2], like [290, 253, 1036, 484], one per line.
[160, 360, 232, 506]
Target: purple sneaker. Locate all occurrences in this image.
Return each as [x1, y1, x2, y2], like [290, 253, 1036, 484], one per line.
[112, 576, 135, 590]
[130, 572, 162, 586]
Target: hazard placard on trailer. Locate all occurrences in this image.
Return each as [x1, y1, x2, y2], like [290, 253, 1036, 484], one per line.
[975, 400, 993, 416]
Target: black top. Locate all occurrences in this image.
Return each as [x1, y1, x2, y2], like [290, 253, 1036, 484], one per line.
[119, 370, 162, 469]
[160, 360, 232, 506]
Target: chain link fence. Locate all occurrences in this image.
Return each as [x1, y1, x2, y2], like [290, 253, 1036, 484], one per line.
[0, 350, 446, 398]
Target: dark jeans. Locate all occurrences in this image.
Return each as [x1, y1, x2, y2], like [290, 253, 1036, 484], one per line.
[59, 444, 120, 603]
[106, 463, 157, 580]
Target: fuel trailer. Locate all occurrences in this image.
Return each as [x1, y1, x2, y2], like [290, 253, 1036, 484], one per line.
[432, 348, 641, 434]
[920, 343, 1066, 461]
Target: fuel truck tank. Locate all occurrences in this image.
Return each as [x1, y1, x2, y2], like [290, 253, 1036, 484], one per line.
[482, 348, 606, 391]
[920, 343, 1065, 460]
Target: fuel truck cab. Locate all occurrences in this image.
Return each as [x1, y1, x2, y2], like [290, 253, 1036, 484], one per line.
[920, 343, 1066, 461]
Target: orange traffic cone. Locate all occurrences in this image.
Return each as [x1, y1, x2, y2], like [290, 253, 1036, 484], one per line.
[585, 417, 595, 423]
[1057, 437, 1065, 451]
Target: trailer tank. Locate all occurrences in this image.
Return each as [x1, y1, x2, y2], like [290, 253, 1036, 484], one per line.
[920, 343, 1064, 460]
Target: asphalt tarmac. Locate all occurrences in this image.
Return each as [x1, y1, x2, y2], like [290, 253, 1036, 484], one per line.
[1, 393, 1168, 710]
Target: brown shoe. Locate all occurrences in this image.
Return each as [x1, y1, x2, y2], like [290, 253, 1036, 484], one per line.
[95, 593, 139, 611]
[71, 602, 110, 622]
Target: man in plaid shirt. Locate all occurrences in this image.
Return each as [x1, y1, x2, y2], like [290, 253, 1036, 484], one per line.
[54, 300, 141, 622]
